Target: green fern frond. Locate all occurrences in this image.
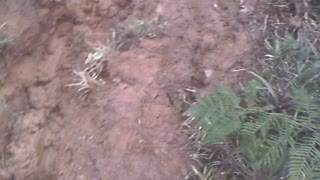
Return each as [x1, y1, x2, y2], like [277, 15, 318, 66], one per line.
[299, 61, 320, 90]
[292, 88, 320, 123]
[238, 113, 275, 161]
[288, 135, 320, 180]
[241, 112, 274, 142]
[311, 157, 320, 180]
[188, 87, 240, 121]
[203, 112, 241, 143]
[254, 133, 292, 171]
[188, 82, 320, 179]
[187, 87, 242, 143]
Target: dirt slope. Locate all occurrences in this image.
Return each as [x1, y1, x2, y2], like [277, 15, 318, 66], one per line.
[0, 0, 261, 179]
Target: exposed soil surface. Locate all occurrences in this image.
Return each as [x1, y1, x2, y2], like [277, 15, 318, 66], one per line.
[0, 0, 263, 179]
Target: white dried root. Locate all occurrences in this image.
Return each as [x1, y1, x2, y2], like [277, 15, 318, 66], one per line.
[66, 47, 107, 100]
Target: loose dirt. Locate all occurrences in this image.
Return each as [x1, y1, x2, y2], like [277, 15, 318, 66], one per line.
[0, 0, 263, 179]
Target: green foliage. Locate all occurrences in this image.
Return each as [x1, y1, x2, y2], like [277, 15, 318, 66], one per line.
[263, 26, 320, 93]
[244, 80, 261, 107]
[187, 83, 320, 179]
[288, 135, 320, 180]
[188, 87, 242, 144]
[186, 10, 320, 179]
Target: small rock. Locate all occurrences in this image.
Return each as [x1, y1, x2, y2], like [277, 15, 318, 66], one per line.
[112, 77, 121, 83]
[119, 83, 128, 90]
[204, 69, 213, 78]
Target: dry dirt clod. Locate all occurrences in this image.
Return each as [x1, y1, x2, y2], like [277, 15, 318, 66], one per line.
[114, 0, 133, 8]
[0, 169, 13, 180]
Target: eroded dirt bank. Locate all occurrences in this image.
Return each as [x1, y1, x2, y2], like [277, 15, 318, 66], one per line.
[0, 0, 261, 179]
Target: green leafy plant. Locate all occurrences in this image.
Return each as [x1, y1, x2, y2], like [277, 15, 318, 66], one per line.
[187, 84, 320, 179]
[186, 25, 320, 179]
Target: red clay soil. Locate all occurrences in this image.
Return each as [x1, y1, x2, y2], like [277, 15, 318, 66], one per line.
[0, 0, 262, 179]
